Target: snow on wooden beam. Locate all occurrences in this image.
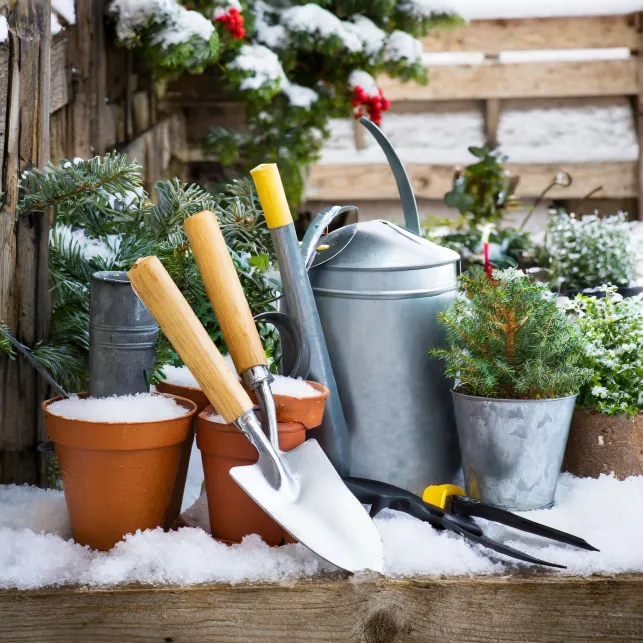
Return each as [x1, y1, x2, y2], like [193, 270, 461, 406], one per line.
[0, 575, 641, 642]
[379, 59, 638, 102]
[422, 15, 638, 55]
[307, 161, 638, 201]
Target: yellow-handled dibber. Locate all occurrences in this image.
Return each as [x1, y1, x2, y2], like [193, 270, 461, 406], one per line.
[250, 163, 351, 475]
[250, 163, 293, 229]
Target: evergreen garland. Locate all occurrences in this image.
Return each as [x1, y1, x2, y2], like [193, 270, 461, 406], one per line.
[433, 267, 590, 400]
[0, 154, 277, 392]
[109, 0, 463, 204]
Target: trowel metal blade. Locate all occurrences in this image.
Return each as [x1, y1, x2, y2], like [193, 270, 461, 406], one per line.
[230, 439, 384, 573]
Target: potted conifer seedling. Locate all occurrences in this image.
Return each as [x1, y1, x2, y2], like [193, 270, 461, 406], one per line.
[434, 267, 590, 511]
[564, 288, 643, 479]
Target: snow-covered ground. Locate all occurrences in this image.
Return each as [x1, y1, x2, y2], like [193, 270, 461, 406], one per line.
[321, 97, 638, 166]
[1, 474, 641, 589]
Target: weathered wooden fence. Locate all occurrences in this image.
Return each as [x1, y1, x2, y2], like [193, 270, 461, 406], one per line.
[0, 0, 186, 485]
[308, 13, 642, 213]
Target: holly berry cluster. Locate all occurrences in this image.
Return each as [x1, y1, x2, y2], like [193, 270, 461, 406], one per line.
[351, 86, 390, 126]
[215, 8, 246, 39]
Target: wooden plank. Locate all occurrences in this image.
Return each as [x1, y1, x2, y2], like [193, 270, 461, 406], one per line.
[0, 575, 641, 642]
[0, 0, 52, 484]
[637, 13, 643, 220]
[380, 59, 638, 101]
[50, 34, 68, 113]
[484, 98, 501, 146]
[307, 161, 638, 201]
[422, 15, 638, 54]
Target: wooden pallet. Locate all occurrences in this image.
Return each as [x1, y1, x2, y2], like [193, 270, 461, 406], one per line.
[310, 13, 643, 212]
[0, 574, 641, 642]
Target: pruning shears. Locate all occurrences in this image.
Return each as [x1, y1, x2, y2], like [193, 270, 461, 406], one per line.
[343, 477, 598, 569]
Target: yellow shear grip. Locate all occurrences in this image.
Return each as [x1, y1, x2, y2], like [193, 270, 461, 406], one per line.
[422, 484, 466, 509]
[250, 163, 293, 229]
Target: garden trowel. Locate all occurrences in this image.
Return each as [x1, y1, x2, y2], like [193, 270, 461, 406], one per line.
[128, 256, 384, 574]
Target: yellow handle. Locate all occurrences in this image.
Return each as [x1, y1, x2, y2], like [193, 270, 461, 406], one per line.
[127, 256, 253, 424]
[250, 163, 293, 229]
[184, 210, 267, 374]
[422, 484, 466, 510]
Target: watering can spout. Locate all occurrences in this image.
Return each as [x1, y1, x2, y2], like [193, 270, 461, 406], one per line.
[358, 116, 421, 235]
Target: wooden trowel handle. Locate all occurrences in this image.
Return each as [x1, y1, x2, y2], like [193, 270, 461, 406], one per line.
[128, 256, 253, 423]
[184, 210, 267, 374]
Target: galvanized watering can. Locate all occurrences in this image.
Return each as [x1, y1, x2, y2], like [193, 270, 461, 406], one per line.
[299, 118, 461, 495]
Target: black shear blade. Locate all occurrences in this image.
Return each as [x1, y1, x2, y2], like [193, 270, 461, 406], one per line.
[452, 496, 599, 552]
[448, 523, 567, 569]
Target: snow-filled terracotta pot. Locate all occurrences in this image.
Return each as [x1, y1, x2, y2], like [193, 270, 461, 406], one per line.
[563, 408, 643, 480]
[197, 406, 305, 545]
[247, 380, 330, 429]
[154, 380, 209, 523]
[43, 393, 196, 551]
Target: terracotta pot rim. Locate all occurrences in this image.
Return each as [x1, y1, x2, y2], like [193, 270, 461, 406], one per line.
[197, 406, 305, 433]
[156, 380, 202, 394]
[42, 392, 197, 426]
[451, 389, 578, 404]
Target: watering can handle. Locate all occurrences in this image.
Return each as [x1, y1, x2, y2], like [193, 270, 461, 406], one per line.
[359, 117, 421, 235]
[301, 205, 357, 270]
[128, 256, 254, 424]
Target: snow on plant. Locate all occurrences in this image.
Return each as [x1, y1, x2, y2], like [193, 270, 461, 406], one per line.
[109, 0, 462, 204]
[548, 210, 635, 291]
[109, 0, 219, 76]
[568, 288, 643, 417]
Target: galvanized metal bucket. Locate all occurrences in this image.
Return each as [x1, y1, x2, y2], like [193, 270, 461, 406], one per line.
[452, 391, 577, 511]
[89, 271, 159, 397]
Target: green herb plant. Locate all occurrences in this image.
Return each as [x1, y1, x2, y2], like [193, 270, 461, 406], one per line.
[568, 287, 643, 416]
[433, 267, 590, 399]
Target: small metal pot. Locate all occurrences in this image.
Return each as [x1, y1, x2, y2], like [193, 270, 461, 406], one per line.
[452, 391, 577, 511]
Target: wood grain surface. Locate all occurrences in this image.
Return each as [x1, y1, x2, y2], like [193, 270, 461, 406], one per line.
[0, 574, 641, 642]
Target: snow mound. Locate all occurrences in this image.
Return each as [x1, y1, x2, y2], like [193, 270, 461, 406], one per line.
[161, 356, 238, 389]
[1, 474, 642, 588]
[270, 375, 320, 398]
[47, 393, 191, 423]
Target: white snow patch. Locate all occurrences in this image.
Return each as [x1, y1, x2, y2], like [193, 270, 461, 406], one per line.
[598, 435, 605, 446]
[1, 474, 642, 588]
[52, 224, 121, 262]
[51, 13, 63, 35]
[270, 375, 319, 399]
[321, 110, 484, 166]
[280, 4, 363, 53]
[181, 441, 204, 512]
[282, 82, 318, 109]
[47, 393, 191, 423]
[449, 0, 643, 20]
[161, 357, 238, 389]
[422, 51, 485, 66]
[0, 485, 71, 539]
[155, 9, 213, 47]
[351, 15, 386, 58]
[254, 0, 287, 49]
[385, 31, 423, 64]
[499, 48, 631, 64]
[348, 70, 379, 95]
[498, 98, 639, 164]
[52, 0, 76, 24]
[229, 43, 286, 91]
[0, 16, 8, 43]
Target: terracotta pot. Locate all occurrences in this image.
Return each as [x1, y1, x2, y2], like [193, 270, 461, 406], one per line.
[155, 381, 210, 523]
[247, 380, 329, 429]
[197, 406, 305, 545]
[43, 393, 196, 551]
[563, 408, 643, 480]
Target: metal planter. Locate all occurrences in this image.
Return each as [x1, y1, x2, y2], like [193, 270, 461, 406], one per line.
[452, 391, 577, 511]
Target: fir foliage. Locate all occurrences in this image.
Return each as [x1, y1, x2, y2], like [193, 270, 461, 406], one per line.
[4, 155, 277, 392]
[109, 0, 462, 204]
[433, 267, 590, 400]
[568, 288, 643, 417]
